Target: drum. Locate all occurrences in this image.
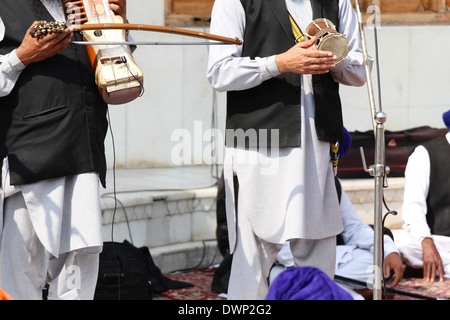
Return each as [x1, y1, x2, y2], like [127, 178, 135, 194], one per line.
[305, 18, 349, 64]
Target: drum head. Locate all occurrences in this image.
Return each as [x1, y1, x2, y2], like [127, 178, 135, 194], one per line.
[317, 34, 349, 64]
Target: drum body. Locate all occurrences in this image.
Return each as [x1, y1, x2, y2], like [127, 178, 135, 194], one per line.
[305, 18, 349, 64]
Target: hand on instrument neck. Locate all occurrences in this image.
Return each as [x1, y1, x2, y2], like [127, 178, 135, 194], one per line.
[108, 0, 127, 23]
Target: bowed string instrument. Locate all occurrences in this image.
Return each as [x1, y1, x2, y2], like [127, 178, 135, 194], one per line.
[31, 0, 242, 105]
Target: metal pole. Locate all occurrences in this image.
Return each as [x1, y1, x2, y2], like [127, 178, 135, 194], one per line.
[354, 0, 377, 133]
[354, 0, 387, 300]
[373, 112, 387, 300]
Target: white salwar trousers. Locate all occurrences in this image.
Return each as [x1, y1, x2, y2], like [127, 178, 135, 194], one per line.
[0, 191, 100, 300]
[0, 159, 103, 300]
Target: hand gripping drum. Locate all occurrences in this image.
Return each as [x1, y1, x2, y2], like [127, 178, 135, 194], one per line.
[305, 18, 349, 64]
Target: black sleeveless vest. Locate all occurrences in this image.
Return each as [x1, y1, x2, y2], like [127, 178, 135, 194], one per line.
[226, 0, 343, 148]
[0, 0, 108, 187]
[423, 134, 450, 236]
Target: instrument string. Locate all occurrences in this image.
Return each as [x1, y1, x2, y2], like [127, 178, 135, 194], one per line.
[123, 56, 145, 97]
[101, 0, 144, 95]
[90, 0, 119, 88]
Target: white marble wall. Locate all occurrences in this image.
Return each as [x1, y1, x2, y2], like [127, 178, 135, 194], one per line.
[340, 24, 450, 133]
[105, 0, 450, 169]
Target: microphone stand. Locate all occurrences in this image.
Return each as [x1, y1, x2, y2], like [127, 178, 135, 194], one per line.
[354, 0, 389, 300]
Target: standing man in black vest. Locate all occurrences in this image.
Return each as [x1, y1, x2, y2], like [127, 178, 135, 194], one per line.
[0, 0, 127, 299]
[207, 0, 369, 299]
[393, 110, 450, 283]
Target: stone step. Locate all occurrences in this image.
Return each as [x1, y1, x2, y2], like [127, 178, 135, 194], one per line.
[99, 166, 405, 273]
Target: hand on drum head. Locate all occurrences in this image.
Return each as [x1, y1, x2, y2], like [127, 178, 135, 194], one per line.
[275, 37, 337, 75]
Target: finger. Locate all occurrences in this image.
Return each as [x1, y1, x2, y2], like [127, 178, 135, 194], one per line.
[303, 49, 336, 60]
[317, 62, 336, 71]
[384, 265, 391, 281]
[384, 264, 399, 287]
[387, 275, 400, 288]
[38, 32, 72, 56]
[34, 33, 60, 46]
[109, 3, 120, 13]
[393, 274, 401, 287]
[392, 266, 404, 287]
[109, 0, 125, 16]
[430, 264, 436, 282]
[318, 57, 337, 65]
[297, 37, 317, 48]
[309, 62, 336, 72]
[42, 30, 72, 47]
[423, 264, 429, 281]
[438, 264, 445, 282]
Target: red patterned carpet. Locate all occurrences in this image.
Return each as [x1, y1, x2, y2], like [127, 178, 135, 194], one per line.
[160, 268, 225, 300]
[391, 278, 450, 300]
[158, 268, 450, 300]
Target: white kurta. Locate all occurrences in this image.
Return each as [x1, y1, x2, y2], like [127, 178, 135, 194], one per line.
[397, 132, 450, 242]
[0, 1, 103, 258]
[207, 0, 368, 249]
[392, 132, 450, 276]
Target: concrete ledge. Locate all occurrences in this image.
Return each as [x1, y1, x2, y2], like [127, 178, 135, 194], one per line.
[99, 167, 406, 273]
[150, 240, 221, 274]
[100, 176, 220, 273]
[340, 177, 405, 230]
[101, 186, 218, 247]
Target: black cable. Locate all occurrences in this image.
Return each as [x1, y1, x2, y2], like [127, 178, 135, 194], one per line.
[122, 56, 145, 98]
[334, 275, 438, 300]
[167, 239, 219, 275]
[102, 195, 134, 244]
[380, 194, 399, 299]
[106, 105, 122, 299]
[106, 108, 118, 243]
[100, 22, 225, 286]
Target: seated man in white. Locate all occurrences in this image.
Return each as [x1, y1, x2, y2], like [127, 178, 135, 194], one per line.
[393, 110, 450, 283]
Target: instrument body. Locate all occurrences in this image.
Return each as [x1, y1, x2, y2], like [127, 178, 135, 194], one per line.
[65, 0, 144, 105]
[305, 18, 349, 64]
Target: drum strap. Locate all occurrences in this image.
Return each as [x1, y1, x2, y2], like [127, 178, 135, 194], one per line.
[288, 13, 306, 43]
[288, 13, 340, 172]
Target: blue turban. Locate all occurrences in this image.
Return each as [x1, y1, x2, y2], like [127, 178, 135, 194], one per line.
[443, 110, 450, 129]
[339, 127, 352, 160]
[266, 266, 353, 300]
